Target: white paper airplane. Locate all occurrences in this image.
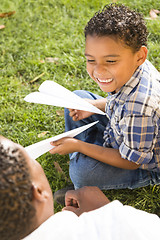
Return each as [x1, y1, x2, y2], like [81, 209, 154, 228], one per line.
[25, 121, 99, 159]
[24, 80, 105, 115]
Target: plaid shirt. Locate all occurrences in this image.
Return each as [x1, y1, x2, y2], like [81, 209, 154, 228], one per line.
[103, 60, 160, 172]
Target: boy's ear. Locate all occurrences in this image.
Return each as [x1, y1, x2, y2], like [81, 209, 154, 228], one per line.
[32, 183, 49, 202]
[136, 46, 148, 66]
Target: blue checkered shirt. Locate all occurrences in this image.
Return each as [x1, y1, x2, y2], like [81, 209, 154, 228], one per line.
[103, 60, 160, 172]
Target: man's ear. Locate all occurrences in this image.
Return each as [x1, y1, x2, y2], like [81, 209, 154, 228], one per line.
[32, 183, 49, 202]
[136, 46, 148, 66]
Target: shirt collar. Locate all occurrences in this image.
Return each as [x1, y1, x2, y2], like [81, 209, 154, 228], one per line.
[107, 62, 144, 105]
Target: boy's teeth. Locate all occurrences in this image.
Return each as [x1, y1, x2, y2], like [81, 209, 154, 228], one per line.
[97, 78, 113, 83]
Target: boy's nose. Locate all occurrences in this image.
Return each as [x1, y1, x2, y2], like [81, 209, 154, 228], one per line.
[94, 65, 107, 78]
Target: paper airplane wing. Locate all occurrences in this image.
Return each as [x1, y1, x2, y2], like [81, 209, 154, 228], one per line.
[25, 121, 99, 159]
[24, 80, 105, 115]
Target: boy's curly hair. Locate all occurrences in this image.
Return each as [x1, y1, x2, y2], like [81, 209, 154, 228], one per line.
[84, 3, 148, 52]
[0, 139, 36, 240]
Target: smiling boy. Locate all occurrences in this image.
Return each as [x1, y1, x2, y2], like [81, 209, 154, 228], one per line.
[50, 4, 160, 194]
[85, 35, 147, 93]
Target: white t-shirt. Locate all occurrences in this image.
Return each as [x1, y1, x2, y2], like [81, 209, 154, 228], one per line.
[23, 200, 160, 240]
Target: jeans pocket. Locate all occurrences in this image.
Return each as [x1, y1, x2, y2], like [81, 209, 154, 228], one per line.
[70, 152, 79, 161]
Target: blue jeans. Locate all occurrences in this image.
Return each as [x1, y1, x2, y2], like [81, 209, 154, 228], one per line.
[65, 90, 160, 190]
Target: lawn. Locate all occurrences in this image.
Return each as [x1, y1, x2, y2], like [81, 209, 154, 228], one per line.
[0, 0, 160, 214]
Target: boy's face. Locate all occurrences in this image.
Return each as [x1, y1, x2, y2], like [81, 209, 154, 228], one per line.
[85, 35, 142, 93]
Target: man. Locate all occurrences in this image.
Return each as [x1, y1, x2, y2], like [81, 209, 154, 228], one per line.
[0, 135, 159, 240]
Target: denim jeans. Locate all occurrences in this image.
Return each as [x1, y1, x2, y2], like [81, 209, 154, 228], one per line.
[65, 90, 160, 190]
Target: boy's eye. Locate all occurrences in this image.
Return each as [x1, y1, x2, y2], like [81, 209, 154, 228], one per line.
[87, 59, 95, 63]
[106, 60, 117, 63]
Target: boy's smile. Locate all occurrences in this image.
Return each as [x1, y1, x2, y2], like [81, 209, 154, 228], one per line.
[85, 35, 145, 93]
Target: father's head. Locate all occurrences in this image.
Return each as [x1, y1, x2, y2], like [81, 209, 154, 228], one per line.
[0, 136, 54, 240]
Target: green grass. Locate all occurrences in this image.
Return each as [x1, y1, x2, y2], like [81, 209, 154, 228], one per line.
[0, 0, 160, 215]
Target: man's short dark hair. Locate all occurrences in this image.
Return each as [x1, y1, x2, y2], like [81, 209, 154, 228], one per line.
[84, 3, 148, 52]
[0, 140, 36, 240]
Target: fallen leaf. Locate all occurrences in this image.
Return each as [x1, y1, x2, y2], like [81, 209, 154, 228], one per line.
[30, 72, 45, 83]
[0, 11, 15, 18]
[38, 131, 49, 138]
[54, 161, 64, 174]
[45, 57, 59, 63]
[149, 9, 159, 19]
[153, 9, 160, 14]
[40, 59, 45, 63]
[56, 110, 64, 116]
[54, 161, 70, 182]
[0, 25, 5, 30]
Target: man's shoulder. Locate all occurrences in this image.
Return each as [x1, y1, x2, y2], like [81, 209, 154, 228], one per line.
[23, 211, 78, 240]
[23, 201, 160, 240]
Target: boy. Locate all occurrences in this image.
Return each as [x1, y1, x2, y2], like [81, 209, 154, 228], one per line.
[50, 4, 160, 192]
[0, 135, 159, 240]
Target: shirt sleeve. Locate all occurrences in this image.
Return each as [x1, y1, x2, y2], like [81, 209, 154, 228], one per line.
[119, 114, 158, 165]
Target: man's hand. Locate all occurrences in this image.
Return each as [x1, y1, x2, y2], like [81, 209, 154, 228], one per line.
[62, 186, 110, 216]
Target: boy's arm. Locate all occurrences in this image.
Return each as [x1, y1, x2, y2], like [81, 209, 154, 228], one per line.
[78, 140, 140, 170]
[50, 138, 140, 170]
[92, 98, 107, 112]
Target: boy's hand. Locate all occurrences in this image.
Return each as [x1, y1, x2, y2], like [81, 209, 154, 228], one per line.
[69, 98, 96, 121]
[69, 108, 94, 121]
[62, 186, 110, 216]
[49, 137, 79, 155]
[69, 98, 106, 121]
